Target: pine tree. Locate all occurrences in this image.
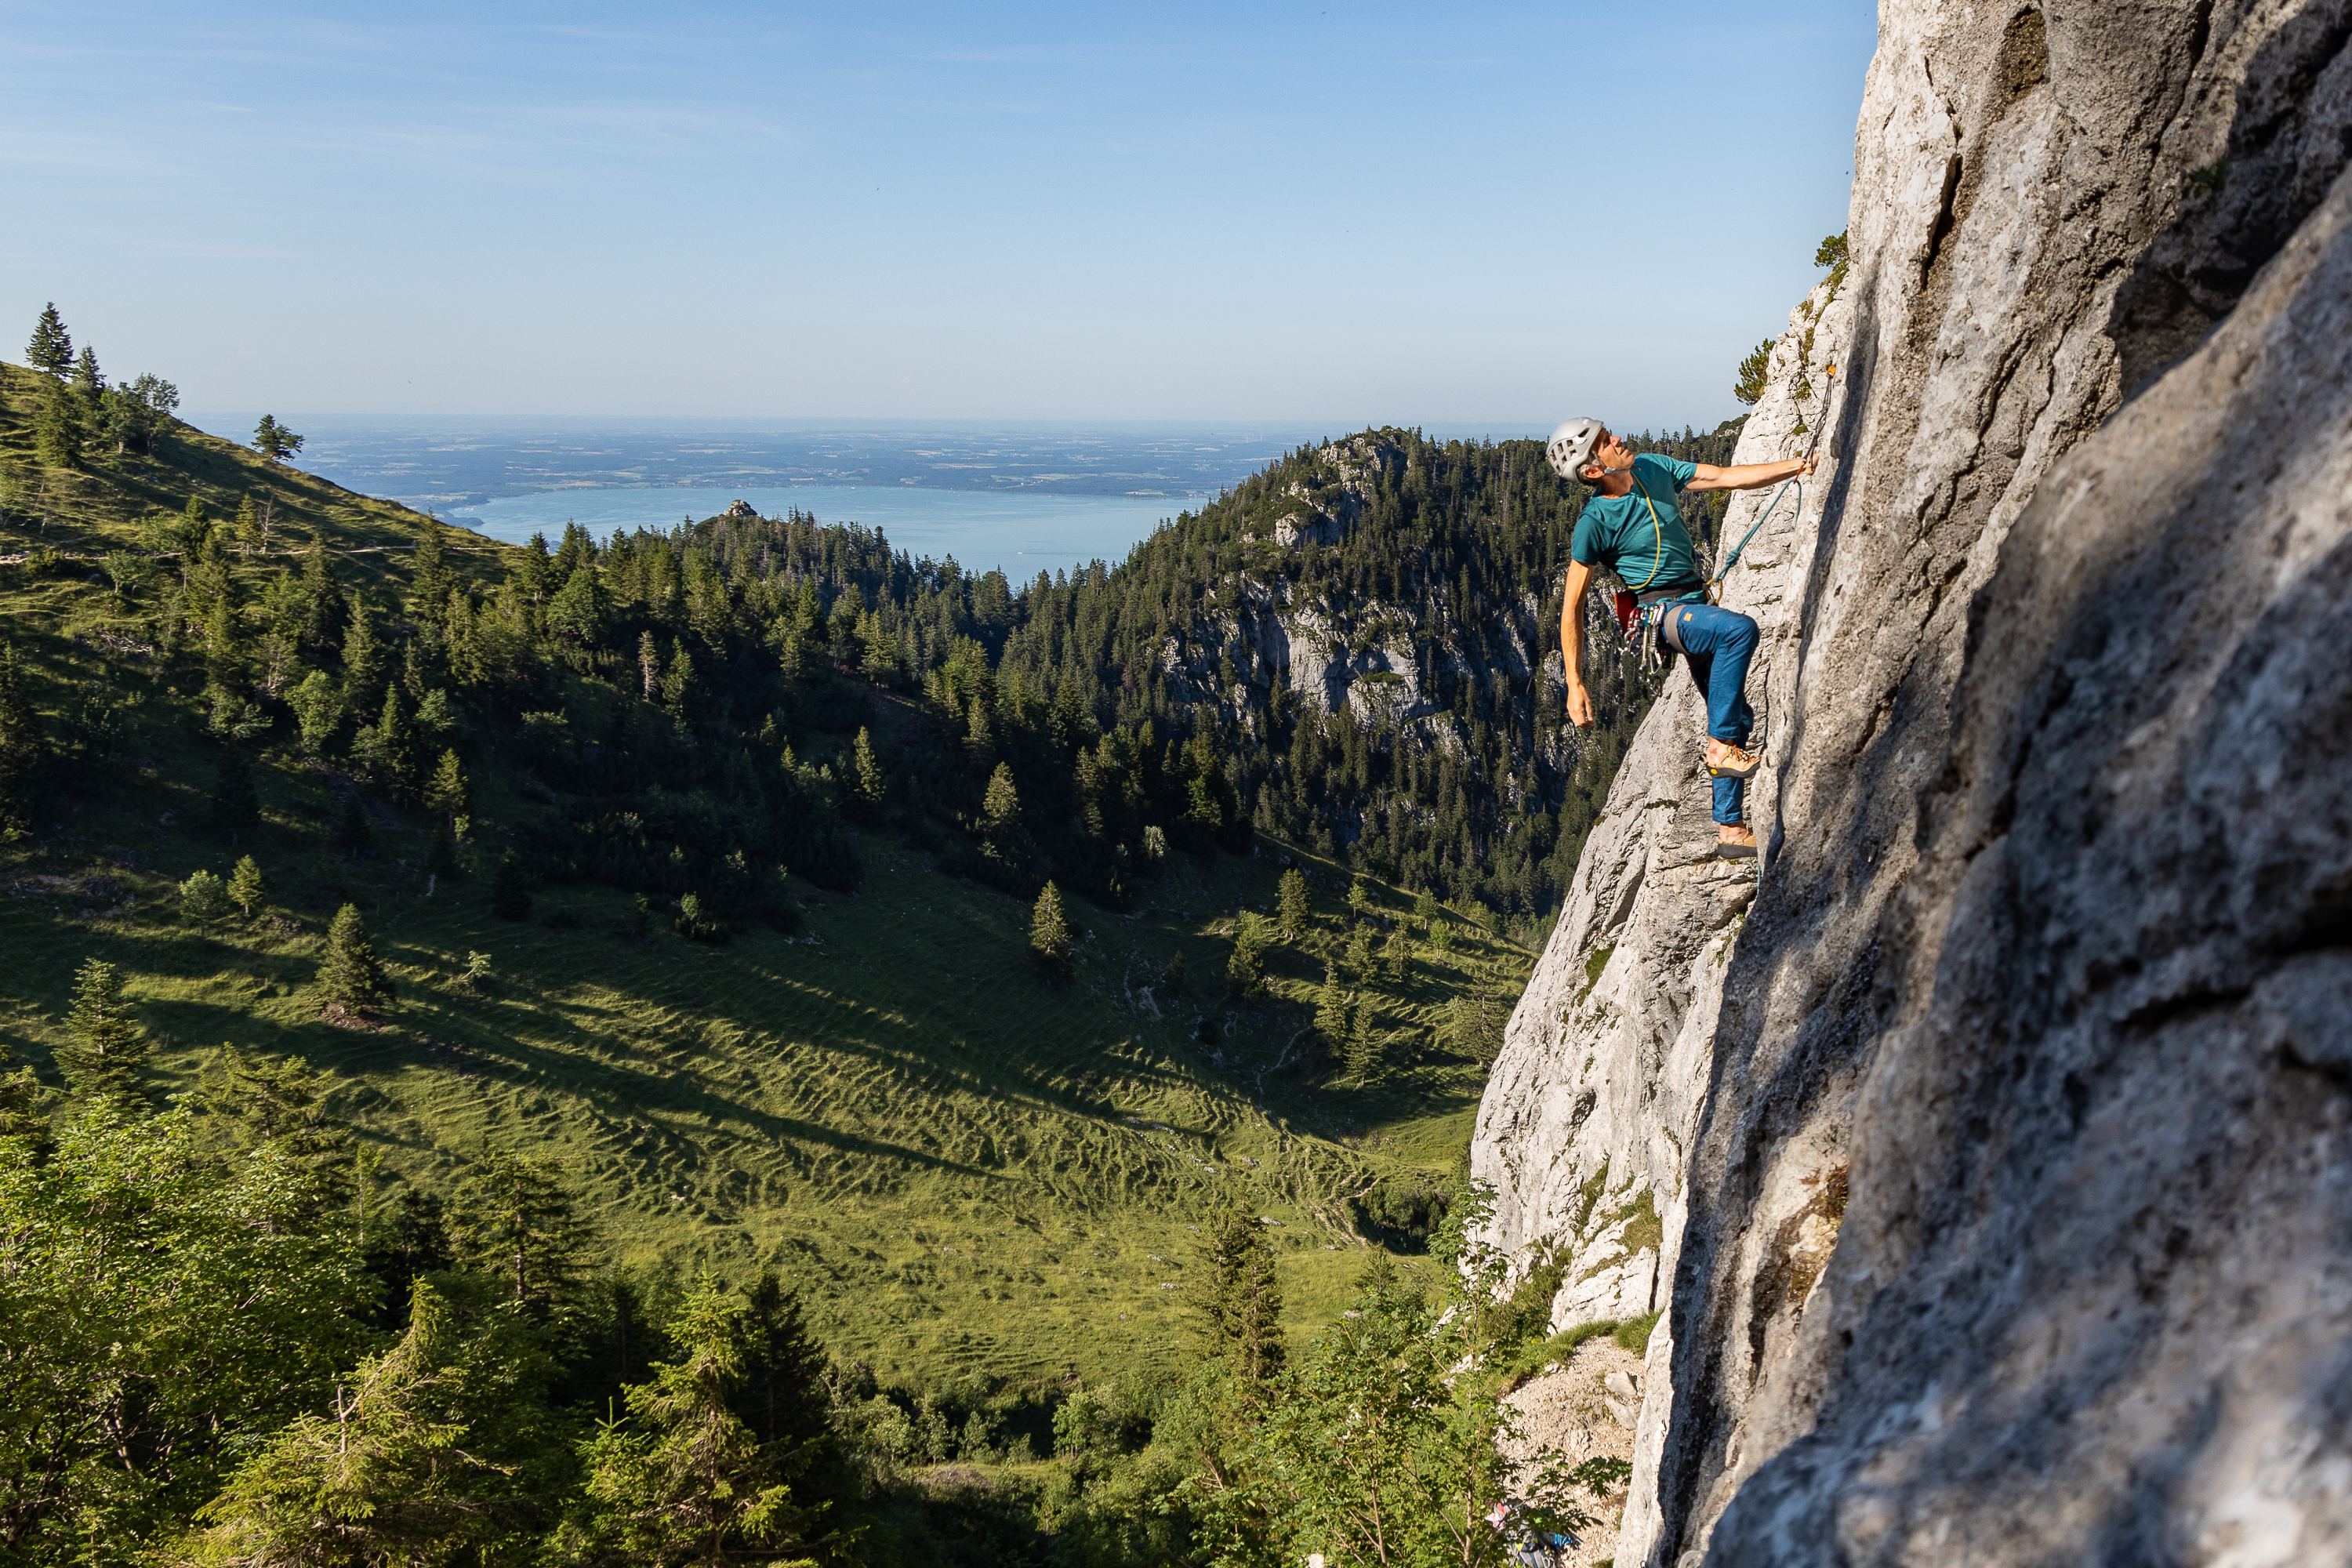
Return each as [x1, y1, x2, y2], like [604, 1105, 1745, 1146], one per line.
[1187, 1205, 1287, 1387]
[637, 630, 661, 698]
[228, 855, 265, 916]
[452, 1149, 593, 1317]
[1277, 867, 1312, 942]
[858, 609, 899, 684]
[252, 414, 304, 463]
[1030, 880, 1073, 978]
[980, 761, 1030, 867]
[411, 518, 449, 615]
[186, 1279, 504, 1564]
[423, 749, 467, 822]
[657, 637, 693, 713]
[728, 1272, 836, 1457]
[202, 596, 249, 705]
[71, 345, 103, 397]
[568, 1276, 826, 1564]
[1385, 925, 1412, 984]
[26, 303, 71, 376]
[374, 683, 414, 790]
[320, 903, 395, 1014]
[0, 642, 42, 840]
[289, 671, 344, 756]
[964, 692, 996, 767]
[844, 726, 885, 820]
[982, 762, 1019, 829]
[233, 494, 258, 553]
[1346, 997, 1385, 1087]
[179, 492, 211, 563]
[299, 539, 344, 651]
[515, 532, 552, 604]
[1226, 913, 1266, 999]
[1314, 964, 1348, 1050]
[58, 957, 150, 1105]
[33, 383, 85, 469]
[342, 603, 383, 717]
[199, 1047, 354, 1218]
[209, 746, 260, 839]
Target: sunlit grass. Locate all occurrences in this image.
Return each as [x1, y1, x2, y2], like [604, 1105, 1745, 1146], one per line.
[1, 742, 1523, 1391]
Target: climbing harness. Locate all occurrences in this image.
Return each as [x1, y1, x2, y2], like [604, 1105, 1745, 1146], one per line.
[1611, 475, 1692, 662]
[1704, 362, 1835, 605]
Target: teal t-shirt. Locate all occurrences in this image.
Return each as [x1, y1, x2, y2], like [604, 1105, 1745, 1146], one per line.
[1570, 452, 1702, 593]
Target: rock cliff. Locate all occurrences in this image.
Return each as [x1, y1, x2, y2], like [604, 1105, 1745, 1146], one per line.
[1472, 2, 2352, 1564]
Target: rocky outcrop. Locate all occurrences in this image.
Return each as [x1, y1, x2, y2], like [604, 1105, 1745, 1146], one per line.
[1472, 2, 2352, 1565]
[1471, 267, 1846, 1558]
[1710, 121, 2352, 1568]
[1154, 433, 1596, 787]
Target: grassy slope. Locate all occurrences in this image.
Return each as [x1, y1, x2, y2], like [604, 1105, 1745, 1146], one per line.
[0, 361, 1530, 1392]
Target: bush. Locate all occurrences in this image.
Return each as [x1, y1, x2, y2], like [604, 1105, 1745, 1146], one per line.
[179, 869, 230, 924]
[1349, 1174, 1449, 1253]
[673, 892, 728, 944]
[1486, 1243, 1570, 1348]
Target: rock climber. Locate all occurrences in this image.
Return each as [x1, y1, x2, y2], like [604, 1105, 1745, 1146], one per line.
[1549, 419, 1812, 858]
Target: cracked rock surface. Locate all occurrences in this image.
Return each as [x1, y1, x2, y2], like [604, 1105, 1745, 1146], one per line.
[1471, 2, 2352, 1565]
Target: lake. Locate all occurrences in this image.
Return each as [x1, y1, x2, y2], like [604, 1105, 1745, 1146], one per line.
[450, 485, 1193, 580]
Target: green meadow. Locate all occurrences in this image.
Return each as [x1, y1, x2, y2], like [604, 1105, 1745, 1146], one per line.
[2, 800, 1523, 1387]
[0, 356, 1531, 1393]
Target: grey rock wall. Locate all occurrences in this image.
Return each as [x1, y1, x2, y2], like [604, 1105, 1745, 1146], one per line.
[1469, 2, 2352, 1565]
[1713, 132, 2352, 1568]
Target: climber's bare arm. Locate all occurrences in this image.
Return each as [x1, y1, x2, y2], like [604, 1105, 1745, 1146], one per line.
[1686, 456, 1813, 492]
[1560, 558, 1595, 728]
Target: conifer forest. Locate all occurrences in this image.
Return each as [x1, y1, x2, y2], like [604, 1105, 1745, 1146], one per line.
[0, 305, 1737, 1564]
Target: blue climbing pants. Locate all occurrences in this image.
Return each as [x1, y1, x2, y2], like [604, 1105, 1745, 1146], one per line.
[1664, 602, 1758, 826]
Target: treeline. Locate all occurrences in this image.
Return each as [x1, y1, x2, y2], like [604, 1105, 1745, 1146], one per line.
[2, 314, 1733, 940]
[480, 420, 1743, 933]
[0, 967, 1628, 1565]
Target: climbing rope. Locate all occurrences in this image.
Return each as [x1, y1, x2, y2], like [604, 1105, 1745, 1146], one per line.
[1706, 363, 1835, 604]
[1706, 476, 1799, 604]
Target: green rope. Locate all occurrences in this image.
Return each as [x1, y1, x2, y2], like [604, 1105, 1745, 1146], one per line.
[1711, 477, 1800, 593]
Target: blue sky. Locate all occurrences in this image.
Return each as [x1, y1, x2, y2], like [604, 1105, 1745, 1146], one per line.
[0, 1, 1875, 427]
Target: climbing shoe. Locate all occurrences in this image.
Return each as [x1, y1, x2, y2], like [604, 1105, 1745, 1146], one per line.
[1714, 828, 1758, 860]
[1706, 740, 1762, 780]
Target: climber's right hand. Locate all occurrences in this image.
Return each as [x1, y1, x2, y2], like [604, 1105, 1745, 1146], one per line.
[1566, 681, 1595, 728]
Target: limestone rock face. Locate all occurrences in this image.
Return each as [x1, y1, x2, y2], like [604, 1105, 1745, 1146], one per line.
[1470, 2, 2352, 1565]
[1711, 133, 2352, 1568]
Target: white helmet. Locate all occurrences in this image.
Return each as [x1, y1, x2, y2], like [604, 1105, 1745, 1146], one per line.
[1546, 417, 1605, 479]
